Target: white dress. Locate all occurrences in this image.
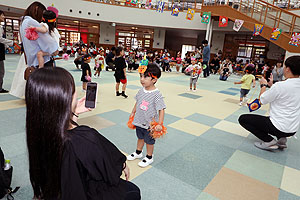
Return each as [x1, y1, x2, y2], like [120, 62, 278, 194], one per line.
[9, 54, 27, 98]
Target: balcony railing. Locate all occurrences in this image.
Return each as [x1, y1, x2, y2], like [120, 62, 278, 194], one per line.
[85, 0, 299, 35]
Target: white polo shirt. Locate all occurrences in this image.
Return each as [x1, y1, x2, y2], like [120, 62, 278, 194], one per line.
[260, 78, 300, 133]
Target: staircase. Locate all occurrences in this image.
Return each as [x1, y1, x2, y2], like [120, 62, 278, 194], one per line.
[201, 0, 300, 53]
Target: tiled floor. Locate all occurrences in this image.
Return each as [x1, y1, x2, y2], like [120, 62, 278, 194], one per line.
[0, 54, 300, 200]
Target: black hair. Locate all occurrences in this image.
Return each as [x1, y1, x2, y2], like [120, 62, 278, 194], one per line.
[245, 66, 254, 73]
[0, 10, 4, 16]
[42, 10, 56, 34]
[144, 64, 161, 80]
[285, 56, 300, 75]
[111, 46, 116, 51]
[23, 2, 46, 23]
[116, 46, 123, 56]
[26, 67, 75, 199]
[83, 53, 92, 61]
[202, 40, 208, 45]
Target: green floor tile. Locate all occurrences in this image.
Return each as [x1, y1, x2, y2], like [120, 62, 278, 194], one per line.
[224, 150, 284, 188]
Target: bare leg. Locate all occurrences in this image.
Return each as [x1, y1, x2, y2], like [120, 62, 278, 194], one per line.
[37, 51, 45, 68]
[146, 144, 154, 156]
[194, 83, 197, 90]
[137, 139, 145, 151]
[190, 83, 192, 90]
[82, 82, 87, 90]
[122, 82, 127, 92]
[116, 82, 120, 92]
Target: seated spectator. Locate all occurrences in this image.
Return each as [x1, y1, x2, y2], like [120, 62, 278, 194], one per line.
[25, 67, 141, 200]
[105, 47, 116, 71]
[239, 56, 300, 150]
[74, 48, 82, 69]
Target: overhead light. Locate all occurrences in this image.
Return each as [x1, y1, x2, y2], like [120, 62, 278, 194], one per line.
[73, 21, 79, 23]
[111, 22, 116, 27]
[132, 27, 135, 29]
[92, 25, 98, 28]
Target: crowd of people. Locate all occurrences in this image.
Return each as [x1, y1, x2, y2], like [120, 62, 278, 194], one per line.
[0, 1, 300, 200]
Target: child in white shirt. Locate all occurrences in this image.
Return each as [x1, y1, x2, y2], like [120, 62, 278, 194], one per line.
[185, 58, 202, 91]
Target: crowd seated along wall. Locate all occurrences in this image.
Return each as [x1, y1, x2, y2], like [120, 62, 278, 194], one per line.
[1, 0, 207, 30]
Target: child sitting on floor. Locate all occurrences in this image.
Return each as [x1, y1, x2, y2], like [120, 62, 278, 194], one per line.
[127, 64, 166, 168]
[234, 66, 256, 106]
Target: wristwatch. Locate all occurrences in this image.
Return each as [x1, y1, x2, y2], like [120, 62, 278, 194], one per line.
[260, 84, 268, 88]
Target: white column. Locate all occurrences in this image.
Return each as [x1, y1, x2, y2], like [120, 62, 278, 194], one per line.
[208, 19, 214, 45]
[205, 18, 211, 40]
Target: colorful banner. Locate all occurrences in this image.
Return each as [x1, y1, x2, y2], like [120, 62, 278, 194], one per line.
[145, 0, 152, 9]
[201, 12, 211, 24]
[253, 24, 264, 36]
[171, 4, 180, 16]
[289, 32, 300, 47]
[131, 0, 138, 6]
[219, 16, 228, 27]
[233, 19, 244, 32]
[270, 28, 282, 41]
[156, 1, 165, 13]
[186, 8, 195, 20]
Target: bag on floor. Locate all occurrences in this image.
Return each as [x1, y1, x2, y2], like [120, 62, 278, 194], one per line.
[0, 147, 20, 200]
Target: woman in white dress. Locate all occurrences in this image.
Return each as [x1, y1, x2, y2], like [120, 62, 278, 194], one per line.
[9, 53, 27, 98]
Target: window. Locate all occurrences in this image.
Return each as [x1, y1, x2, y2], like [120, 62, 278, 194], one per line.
[181, 45, 196, 59]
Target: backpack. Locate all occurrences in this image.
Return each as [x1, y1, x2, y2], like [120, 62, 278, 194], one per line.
[0, 147, 20, 200]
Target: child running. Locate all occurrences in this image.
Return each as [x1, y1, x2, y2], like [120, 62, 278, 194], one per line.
[30, 10, 60, 68]
[234, 66, 256, 106]
[185, 57, 202, 92]
[81, 54, 92, 91]
[94, 50, 104, 78]
[127, 64, 166, 167]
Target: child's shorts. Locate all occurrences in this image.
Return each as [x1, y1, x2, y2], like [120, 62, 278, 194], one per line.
[136, 126, 155, 145]
[240, 89, 250, 98]
[190, 77, 198, 84]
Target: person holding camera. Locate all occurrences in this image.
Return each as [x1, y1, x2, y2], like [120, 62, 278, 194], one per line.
[26, 67, 141, 200]
[238, 56, 300, 151]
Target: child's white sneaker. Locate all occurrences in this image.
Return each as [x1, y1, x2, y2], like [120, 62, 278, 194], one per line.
[138, 156, 153, 168]
[239, 102, 243, 106]
[127, 152, 143, 161]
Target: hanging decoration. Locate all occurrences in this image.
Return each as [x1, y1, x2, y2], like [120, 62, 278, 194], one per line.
[125, 0, 131, 6]
[201, 12, 211, 24]
[171, 4, 180, 16]
[145, 0, 152, 9]
[289, 32, 300, 47]
[233, 19, 244, 32]
[219, 16, 228, 27]
[253, 24, 264, 36]
[186, 8, 195, 20]
[131, 0, 138, 6]
[270, 28, 282, 41]
[156, 1, 165, 13]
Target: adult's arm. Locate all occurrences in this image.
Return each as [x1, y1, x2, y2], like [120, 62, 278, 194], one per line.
[0, 28, 13, 48]
[259, 77, 279, 104]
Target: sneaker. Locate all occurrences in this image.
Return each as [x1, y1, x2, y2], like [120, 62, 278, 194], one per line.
[138, 156, 153, 168]
[239, 102, 243, 106]
[254, 139, 278, 151]
[277, 137, 287, 149]
[192, 89, 196, 92]
[127, 152, 143, 161]
[0, 89, 9, 93]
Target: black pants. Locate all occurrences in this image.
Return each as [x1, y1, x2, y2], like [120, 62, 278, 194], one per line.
[123, 180, 141, 200]
[238, 114, 296, 142]
[203, 61, 209, 77]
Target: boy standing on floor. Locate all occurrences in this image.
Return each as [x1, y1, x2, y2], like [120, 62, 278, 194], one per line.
[127, 64, 166, 167]
[185, 57, 202, 92]
[234, 66, 256, 106]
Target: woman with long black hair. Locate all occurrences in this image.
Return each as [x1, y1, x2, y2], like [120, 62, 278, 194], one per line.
[25, 67, 140, 200]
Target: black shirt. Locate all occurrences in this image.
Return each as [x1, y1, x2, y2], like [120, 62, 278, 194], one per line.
[61, 126, 127, 200]
[81, 63, 91, 82]
[114, 57, 126, 79]
[105, 52, 115, 63]
[210, 58, 220, 67]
